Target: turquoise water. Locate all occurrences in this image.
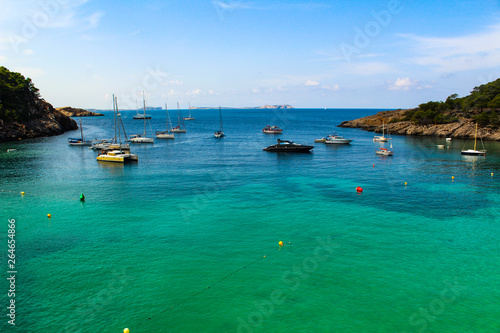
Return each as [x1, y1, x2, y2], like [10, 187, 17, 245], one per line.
[1, 108, 499, 333]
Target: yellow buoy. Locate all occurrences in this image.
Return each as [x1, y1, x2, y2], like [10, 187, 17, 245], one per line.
[278, 241, 284, 247]
[491, 173, 494, 176]
[404, 182, 407, 186]
[47, 214, 51, 218]
[451, 176, 455, 180]
[21, 191, 25, 195]
[124, 328, 130, 333]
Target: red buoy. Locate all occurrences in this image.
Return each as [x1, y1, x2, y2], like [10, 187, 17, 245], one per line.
[356, 186, 363, 193]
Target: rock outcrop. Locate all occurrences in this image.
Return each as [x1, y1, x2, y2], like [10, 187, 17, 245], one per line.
[339, 109, 500, 141]
[56, 107, 104, 117]
[0, 100, 78, 142]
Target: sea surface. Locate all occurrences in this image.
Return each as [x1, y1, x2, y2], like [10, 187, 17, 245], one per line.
[1, 108, 499, 333]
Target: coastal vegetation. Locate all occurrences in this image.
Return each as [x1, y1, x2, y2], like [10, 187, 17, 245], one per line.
[390, 78, 500, 128]
[0, 66, 41, 122]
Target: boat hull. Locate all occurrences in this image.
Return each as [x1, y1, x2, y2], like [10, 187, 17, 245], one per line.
[130, 136, 154, 143]
[325, 139, 352, 144]
[183, 117, 195, 120]
[170, 129, 186, 133]
[214, 132, 225, 138]
[156, 132, 175, 139]
[461, 150, 486, 156]
[97, 151, 138, 163]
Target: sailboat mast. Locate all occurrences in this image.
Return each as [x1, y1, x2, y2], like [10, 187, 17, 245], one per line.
[113, 94, 117, 143]
[474, 123, 478, 151]
[115, 96, 122, 144]
[79, 118, 84, 141]
[142, 92, 147, 135]
[219, 106, 223, 132]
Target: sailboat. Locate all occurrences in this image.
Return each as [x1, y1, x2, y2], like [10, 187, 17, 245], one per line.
[68, 118, 92, 146]
[97, 96, 138, 163]
[214, 106, 224, 138]
[130, 93, 154, 143]
[170, 102, 187, 133]
[133, 98, 151, 119]
[461, 123, 486, 156]
[183, 102, 195, 120]
[156, 103, 175, 139]
[373, 122, 390, 142]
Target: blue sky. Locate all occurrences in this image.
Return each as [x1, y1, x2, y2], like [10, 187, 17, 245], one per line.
[1, 0, 500, 109]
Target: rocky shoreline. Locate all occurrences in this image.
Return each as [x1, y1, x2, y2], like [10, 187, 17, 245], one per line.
[56, 107, 104, 117]
[338, 109, 500, 141]
[0, 101, 78, 142]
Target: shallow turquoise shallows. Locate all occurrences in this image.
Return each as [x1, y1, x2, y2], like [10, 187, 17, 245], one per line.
[1, 109, 499, 333]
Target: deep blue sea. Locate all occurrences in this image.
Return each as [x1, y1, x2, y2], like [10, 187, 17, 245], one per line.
[1, 108, 499, 333]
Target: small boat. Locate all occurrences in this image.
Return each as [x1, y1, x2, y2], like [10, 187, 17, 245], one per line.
[376, 147, 393, 156]
[263, 125, 283, 134]
[325, 134, 352, 144]
[68, 118, 92, 146]
[461, 123, 486, 156]
[373, 122, 390, 142]
[183, 102, 195, 120]
[214, 106, 224, 138]
[170, 102, 187, 133]
[446, 138, 452, 142]
[97, 148, 138, 163]
[263, 139, 314, 152]
[130, 93, 154, 143]
[156, 103, 175, 139]
[91, 140, 130, 151]
[6, 149, 16, 152]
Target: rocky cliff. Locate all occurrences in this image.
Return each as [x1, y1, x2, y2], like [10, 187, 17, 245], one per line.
[56, 107, 104, 117]
[339, 109, 500, 141]
[0, 100, 78, 142]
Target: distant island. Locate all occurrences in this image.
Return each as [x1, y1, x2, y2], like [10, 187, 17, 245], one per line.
[56, 107, 104, 117]
[192, 104, 294, 110]
[0, 66, 77, 142]
[339, 78, 500, 141]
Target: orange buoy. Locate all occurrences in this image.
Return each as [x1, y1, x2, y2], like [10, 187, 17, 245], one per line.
[356, 186, 363, 193]
[278, 241, 284, 247]
[47, 214, 51, 218]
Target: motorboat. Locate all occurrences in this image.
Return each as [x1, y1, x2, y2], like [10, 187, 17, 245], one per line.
[325, 134, 352, 144]
[263, 139, 314, 152]
[375, 147, 393, 156]
[263, 125, 283, 134]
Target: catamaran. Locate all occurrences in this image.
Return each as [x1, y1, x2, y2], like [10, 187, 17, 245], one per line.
[97, 96, 138, 163]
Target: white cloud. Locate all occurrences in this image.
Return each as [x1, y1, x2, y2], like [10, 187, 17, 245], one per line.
[305, 80, 320, 86]
[387, 77, 423, 91]
[22, 49, 34, 55]
[85, 12, 104, 29]
[402, 23, 500, 72]
[321, 84, 340, 91]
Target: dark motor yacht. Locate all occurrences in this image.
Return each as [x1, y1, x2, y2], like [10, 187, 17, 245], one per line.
[263, 139, 314, 152]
